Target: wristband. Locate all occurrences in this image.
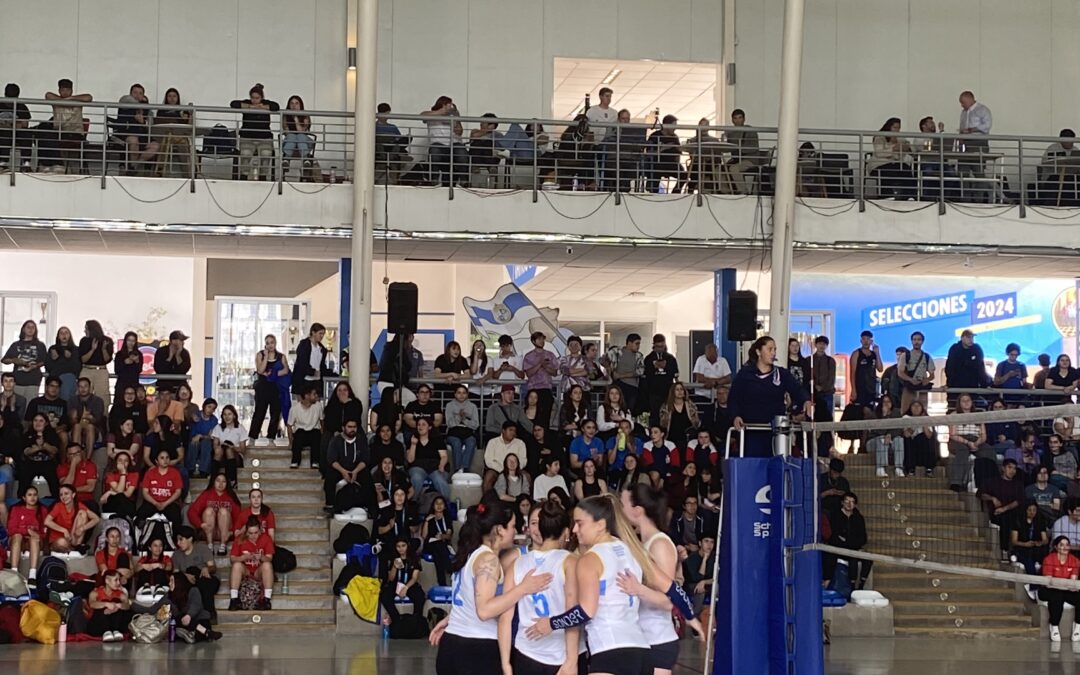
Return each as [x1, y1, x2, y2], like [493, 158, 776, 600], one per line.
[548, 604, 592, 631]
[666, 581, 695, 619]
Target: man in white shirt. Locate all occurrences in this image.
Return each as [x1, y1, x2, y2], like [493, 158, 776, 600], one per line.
[958, 90, 992, 177]
[287, 385, 324, 470]
[487, 334, 524, 394]
[586, 87, 617, 143]
[692, 343, 732, 424]
[482, 421, 526, 492]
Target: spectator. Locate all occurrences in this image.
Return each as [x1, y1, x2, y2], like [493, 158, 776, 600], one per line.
[1045, 434, 1077, 490]
[465, 339, 488, 397]
[901, 399, 937, 477]
[376, 102, 401, 137]
[558, 384, 589, 442]
[947, 392, 988, 492]
[606, 418, 643, 475]
[978, 459, 1025, 550]
[467, 112, 502, 172]
[371, 387, 403, 436]
[96, 526, 133, 584]
[186, 398, 218, 480]
[287, 386, 322, 470]
[603, 108, 645, 192]
[375, 487, 420, 564]
[116, 85, 161, 174]
[1012, 501, 1050, 579]
[684, 117, 721, 193]
[811, 336, 837, 456]
[644, 425, 681, 489]
[822, 493, 870, 591]
[291, 323, 331, 397]
[724, 109, 763, 194]
[596, 385, 633, 442]
[786, 339, 812, 399]
[45, 326, 80, 403]
[567, 419, 604, 475]
[20, 412, 61, 499]
[371, 423, 406, 472]
[100, 450, 138, 518]
[665, 461, 698, 514]
[173, 525, 220, 619]
[848, 330, 881, 408]
[377, 333, 415, 404]
[994, 343, 1030, 406]
[188, 472, 241, 555]
[152, 329, 190, 396]
[985, 398, 1019, 452]
[105, 417, 145, 476]
[26, 374, 70, 447]
[729, 336, 811, 458]
[604, 333, 644, 416]
[379, 538, 426, 625]
[40, 78, 92, 173]
[1040, 535, 1080, 642]
[432, 341, 470, 394]
[420, 495, 454, 585]
[692, 343, 732, 424]
[7, 486, 46, 580]
[109, 385, 147, 437]
[1007, 431, 1044, 482]
[3, 319, 46, 403]
[1027, 466, 1065, 521]
[524, 425, 564, 479]
[133, 536, 173, 589]
[659, 381, 699, 448]
[683, 533, 716, 614]
[494, 453, 531, 503]
[139, 448, 185, 527]
[1053, 502, 1080, 550]
[868, 395, 905, 478]
[611, 452, 648, 493]
[0, 82, 32, 172]
[880, 347, 906, 406]
[643, 333, 679, 427]
[586, 87, 617, 143]
[1055, 413, 1080, 448]
[558, 336, 591, 399]
[404, 384, 444, 443]
[406, 417, 450, 500]
[573, 457, 607, 502]
[1045, 354, 1080, 399]
[44, 483, 99, 553]
[482, 421, 527, 491]
[374, 455, 412, 505]
[1033, 353, 1054, 390]
[944, 330, 989, 406]
[522, 332, 558, 426]
[485, 385, 531, 441]
[228, 516, 275, 610]
[487, 334, 525, 390]
[819, 458, 850, 516]
[866, 117, 915, 199]
[686, 428, 719, 471]
[236, 488, 276, 540]
[1, 372, 27, 428]
[644, 114, 683, 193]
[56, 442, 97, 509]
[249, 334, 291, 446]
[282, 95, 313, 168]
[325, 419, 375, 514]
[421, 95, 468, 187]
[87, 570, 132, 642]
[170, 570, 220, 642]
[897, 331, 934, 414]
[670, 495, 706, 555]
[68, 376, 105, 456]
[155, 88, 193, 175]
[229, 84, 280, 180]
[444, 385, 480, 472]
[957, 90, 992, 167]
[532, 456, 568, 501]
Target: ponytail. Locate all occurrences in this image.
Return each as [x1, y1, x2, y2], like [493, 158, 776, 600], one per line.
[452, 495, 513, 573]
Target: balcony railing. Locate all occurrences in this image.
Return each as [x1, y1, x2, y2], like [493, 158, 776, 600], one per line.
[3, 97, 1079, 218]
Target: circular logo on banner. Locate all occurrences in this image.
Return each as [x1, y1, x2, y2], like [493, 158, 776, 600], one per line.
[1052, 286, 1078, 337]
[755, 485, 771, 516]
[493, 303, 512, 324]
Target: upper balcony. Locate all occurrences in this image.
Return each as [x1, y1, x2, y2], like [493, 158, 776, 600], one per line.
[2, 98, 1080, 257]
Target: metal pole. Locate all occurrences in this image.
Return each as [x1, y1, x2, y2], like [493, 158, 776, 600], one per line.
[349, 0, 378, 410]
[768, 0, 805, 367]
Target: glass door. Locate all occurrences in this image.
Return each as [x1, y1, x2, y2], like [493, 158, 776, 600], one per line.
[213, 297, 311, 424]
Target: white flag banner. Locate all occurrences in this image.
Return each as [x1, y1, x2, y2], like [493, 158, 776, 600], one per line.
[463, 283, 568, 356]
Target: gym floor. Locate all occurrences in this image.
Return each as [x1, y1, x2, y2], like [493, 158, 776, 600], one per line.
[2, 637, 1076, 674]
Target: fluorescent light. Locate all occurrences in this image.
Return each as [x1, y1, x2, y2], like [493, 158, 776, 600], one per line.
[601, 68, 621, 85]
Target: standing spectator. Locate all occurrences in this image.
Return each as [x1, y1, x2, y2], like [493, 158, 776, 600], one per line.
[586, 87, 617, 144]
[444, 385, 479, 473]
[1033, 353, 1054, 391]
[1044, 354, 1080, 400]
[75, 320, 114, 406]
[994, 343, 1029, 405]
[1040, 536, 1080, 642]
[487, 334, 524, 390]
[421, 96, 468, 186]
[40, 78, 92, 173]
[724, 109, 763, 194]
[68, 377, 105, 456]
[957, 90, 992, 173]
[406, 417, 450, 500]
[944, 330, 989, 407]
[325, 419, 375, 514]
[112, 331, 143, 403]
[643, 333, 679, 427]
[482, 421, 527, 492]
[433, 341, 471, 394]
[522, 332, 558, 428]
[282, 95, 313, 169]
[605, 334, 645, 417]
[1027, 466, 1065, 521]
[811, 336, 837, 456]
[896, 331, 934, 414]
[45, 326, 80, 403]
[978, 459, 1025, 551]
[231, 84, 280, 181]
[228, 516, 275, 610]
[819, 458, 850, 516]
[3, 319, 46, 403]
[0, 82, 32, 172]
[292, 323, 331, 398]
[659, 382, 699, 448]
[729, 336, 811, 458]
[787, 339, 812, 398]
[153, 330, 191, 395]
[558, 336, 591, 401]
[250, 334, 291, 445]
[692, 343, 732, 424]
[848, 331, 881, 408]
[822, 493, 870, 591]
[140, 448, 185, 527]
[287, 386, 323, 470]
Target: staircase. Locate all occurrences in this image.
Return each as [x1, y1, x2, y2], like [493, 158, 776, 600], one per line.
[187, 443, 334, 635]
[841, 453, 1038, 638]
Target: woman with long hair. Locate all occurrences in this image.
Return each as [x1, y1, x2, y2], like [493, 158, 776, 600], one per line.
[597, 385, 632, 442]
[109, 385, 148, 437]
[20, 412, 61, 500]
[431, 495, 552, 675]
[236, 487, 276, 540]
[523, 389, 548, 430]
[380, 537, 427, 625]
[434, 341, 471, 394]
[78, 319, 113, 407]
[573, 457, 607, 502]
[371, 387, 404, 436]
[445, 384, 480, 472]
[374, 455, 413, 504]
[8, 486, 47, 577]
[903, 399, 938, 477]
[868, 394, 905, 478]
[947, 392, 988, 492]
[421, 495, 455, 586]
[134, 536, 173, 589]
[1040, 536, 1080, 642]
[324, 380, 363, 439]
[728, 336, 811, 458]
[211, 404, 248, 489]
[155, 88, 192, 176]
[612, 452, 648, 493]
[113, 332, 143, 404]
[100, 450, 138, 518]
[2, 319, 46, 403]
[45, 326, 80, 403]
[559, 385, 589, 442]
[187, 472, 241, 555]
[421, 95, 469, 187]
[283, 95, 313, 168]
[494, 452, 532, 503]
[170, 571, 221, 642]
[658, 381, 699, 448]
[87, 570, 132, 642]
[96, 525, 133, 584]
[250, 334, 291, 445]
[867, 117, 915, 199]
[376, 486, 421, 570]
[516, 495, 535, 538]
[371, 423, 406, 471]
[466, 339, 488, 398]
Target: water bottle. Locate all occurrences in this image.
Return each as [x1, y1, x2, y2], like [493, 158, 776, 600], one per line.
[168, 617, 176, 643]
[58, 622, 68, 643]
[281, 574, 289, 595]
[382, 615, 391, 640]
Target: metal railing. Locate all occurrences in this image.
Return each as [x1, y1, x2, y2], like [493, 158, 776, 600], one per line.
[5, 97, 1080, 217]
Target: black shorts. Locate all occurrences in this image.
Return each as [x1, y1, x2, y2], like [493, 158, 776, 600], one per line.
[512, 649, 560, 675]
[588, 647, 650, 675]
[436, 633, 500, 675]
[648, 640, 680, 670]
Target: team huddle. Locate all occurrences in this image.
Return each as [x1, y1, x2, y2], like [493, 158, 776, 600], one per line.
[431, 487, 705, 675]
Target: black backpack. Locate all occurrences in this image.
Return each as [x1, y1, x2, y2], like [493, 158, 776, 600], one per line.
[36, 556, 68, 599]
[272, 546, 297, 574]
[203, 124, 237, 155]
[390, 613, 430, 639]
[334, 482, 371, 515]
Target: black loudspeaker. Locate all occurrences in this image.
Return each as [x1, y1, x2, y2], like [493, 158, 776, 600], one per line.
[387, 282, 418, 334]
[727, 290, 758, 342]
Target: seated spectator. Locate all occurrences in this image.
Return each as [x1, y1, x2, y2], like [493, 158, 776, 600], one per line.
[421, 96, 468, 187]
[444, 385, 480, 472]
[153, 88, 193, 176]
[694, 465, 722, 527]
[573, 458, 607, 502]
[819, 458, 851, 516]
[186, 398, 218, 480]
[643, 425, 680, 488]
[603, 108, 645, 192]
[821, 492, 871, 591]
[371, 423, 406, 471]
[984, 398, 1018, 453]
[139, 448, 185, 527]
[230, 84, 280, 181]
[559, 384, 590, 443]
[134, 536, 173, 589]
[1045, 434, 1078, 491]
[188, 473, 241, 555]
[109, 386, 148, 438]
[116, 84, 160, 174]
[868, 395, 905, 478]
[866, 117, 915, 199]
[25, 376, 69, 451]
[1006, 431, 1043, 483]
[420, 495, 454, 586]
[170, 571, 221, 642]
[606, 419, 643, 475]
[644, 115, 684, 193]
[57, 442, 98, 510]
[1054, 412, 1080, 448]
[516, 495, 535, 543]
[659, 381, 700, 448]
[228, 516, 275, 610]
[20, 413, 62, 499]
[485, 385, 531, 442]
[282, 95, 314, 168]
[87, 570, 132, 642]
[144, 414, 185, 475]
[44, 483, 99, 553]
[96, 525, 133, 584]
[1053, 501, 1080, 552]
[522, 389, 550, 432]
[7, 486, 46, 581]
[211, 405, 247, 488]
[670, 495, 706, 555]
[553, 114, 595, 189]
[1035, 129, 1080, 205]
[482, 421, 526, 492]
[665, 461, 698, 515]
[404, 384, 443, 443]
[376, 487, 420, 573]
[406, 418, 450, 500]
[0, 82, 32, 172]
[1045, 354, 1080, 398]
[375, 103, 410, 182]
[597, 384, 633, 442]
[524, 424, 565, 481]
[1040, 536, 1080, 642]
[683, 533, 716, 614]
[686, 429, 719, 472]
[468, 113, 502, 169]
[546, 486, 572, 510]
[236, 488, 276, 540]
[1026, 466, 1065, 522]
[374, 456, 412, 505]
[978, 459, 1025, 550]
[173, 526, 219, 619]
[146, 387, 185, 431]
[494, 453, 531, 503]
[379, 538, 427, 625]
[325, 419, 375, 514]
[568, 419, 605, 476]
[611, 453, 649, 493]
[371, 387, 404, 436]
[100, 450, 138, 518]
[1011, 501, 1050, 578]
[532, 457, 569, 502]
[40, 78, 92, 173]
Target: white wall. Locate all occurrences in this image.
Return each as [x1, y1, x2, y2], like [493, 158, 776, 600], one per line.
[734, 0, 1079, 136]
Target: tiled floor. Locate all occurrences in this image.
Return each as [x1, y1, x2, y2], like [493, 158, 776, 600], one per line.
[3, 636, 1076, 674]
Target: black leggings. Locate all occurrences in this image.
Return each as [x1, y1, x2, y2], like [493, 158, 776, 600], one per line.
[88, 609, 132, 637]
[19, 460, 59, 499]
[136, 501, 182, 530]
[436, 634, 501, 675]
[426, 540, 453, 586]
[249, 382, 282, 441]
[1040, 588, 1080, 626]
[379, 581, 426, 622]
[101, 494, 137, 519]
[512, 649, 560, 675]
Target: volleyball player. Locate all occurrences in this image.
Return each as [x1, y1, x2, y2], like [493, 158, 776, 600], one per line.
[432, 495, 553, 675]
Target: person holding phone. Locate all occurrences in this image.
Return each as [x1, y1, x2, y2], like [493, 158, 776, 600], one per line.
[849, 330, 882, 408]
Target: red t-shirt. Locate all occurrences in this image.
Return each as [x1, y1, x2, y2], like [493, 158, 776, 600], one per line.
[7, 504, 46, 536]
[188, 489, 240, 529]
[142, 467, 183, 503]
[48, 501, 87, 543]
[137, 553, 173, 570]
[95, 547, 131, 572]
[1044, 552, 1080, 579]
[231, 533, 275, 573]
[56, 461, 99, 504]
[238, 507, 277, 536]
[104, 471, 139, 493]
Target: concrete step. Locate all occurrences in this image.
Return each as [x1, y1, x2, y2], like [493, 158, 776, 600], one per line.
[863, 535, 997, 553]
[872, 569, 1012, 590]
[884, 588, 1016, 602]
[215, 608, 335, 626]
[865, 522, 994, 538]
[890, 600, 1026, 617]
[262, 566, 332, 583]
[276, 515, 333, 530]
[893, 626, 1041, 638]
[274, 529, 330, 544]
[217, 622, 336, 635]
[863, 546, 999, 566]
[892, 613, 1033, 629]
[214, 593, 334, 610]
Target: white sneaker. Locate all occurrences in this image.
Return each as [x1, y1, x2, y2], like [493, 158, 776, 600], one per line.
[1072, 625, 1080, 642]
[1051, 626, 1062, 642]
[267, 438, 276, 447]
[895, 467, 905, 477]
[876, 468, 887, 478]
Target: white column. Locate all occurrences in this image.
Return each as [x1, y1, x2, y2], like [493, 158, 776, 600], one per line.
[349, 0, 377, 407]
[768, 0, 805, 367]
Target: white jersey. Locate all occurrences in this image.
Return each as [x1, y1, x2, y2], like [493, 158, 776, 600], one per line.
[585, 539, 646, 654]
[446, 545, 500, 640]
[638, 532, 679, 645]
[514, 549, 572, 666]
